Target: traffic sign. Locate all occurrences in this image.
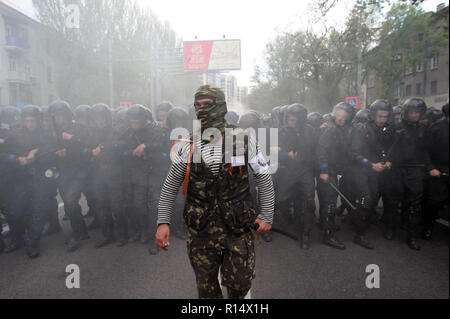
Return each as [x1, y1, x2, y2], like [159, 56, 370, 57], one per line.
[345, 96, 359, 109]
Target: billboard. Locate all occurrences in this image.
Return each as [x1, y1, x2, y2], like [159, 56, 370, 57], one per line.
[183, 39, 241, 71]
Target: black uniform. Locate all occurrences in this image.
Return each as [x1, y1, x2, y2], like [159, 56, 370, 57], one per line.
[90, 104, 127, 248]
[277, 104, 316, 249]
[422, 114, 449, 239]
[4, 106, 58, 257]
[316, 102, 355, 250]
[382, 98, 431, 250]
[49, 101, 92, 251]
[348, 102, 394, 248]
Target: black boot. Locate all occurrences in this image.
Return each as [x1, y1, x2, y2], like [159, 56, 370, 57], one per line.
[353, 235, 374, 250]
[406, 205, 421, 250]
[116, 237, 128, 247]
[324, 232, 346, 250]
[95, 236, 111, 248]
[407, 237, 421, 250]
[0, 236, 4, 253]
[301, 233, 310, 250]
[3, 239, 22, 253]
[26, 241, 40, 258]
[422, 225, 433, 240]
[66, 237, 81, 252]
[96, 214, 112, 248]
[384, 227, 395, 240]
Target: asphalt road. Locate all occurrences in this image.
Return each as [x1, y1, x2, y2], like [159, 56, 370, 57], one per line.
[0, 201, 448, 299]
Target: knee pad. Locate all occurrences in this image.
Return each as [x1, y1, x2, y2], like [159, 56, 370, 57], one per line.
[305, 199, 316, 214]
[359, 195, 372, 210]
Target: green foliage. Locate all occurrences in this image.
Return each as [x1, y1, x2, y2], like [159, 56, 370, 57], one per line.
[248, 0, 447, 114]
[364, 3, 448, 100]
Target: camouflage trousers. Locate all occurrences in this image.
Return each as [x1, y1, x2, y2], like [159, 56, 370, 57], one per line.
[186, 211, 256, 299]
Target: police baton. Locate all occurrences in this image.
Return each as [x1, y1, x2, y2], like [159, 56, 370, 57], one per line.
[246, 222, 299, 241]
[328, 181, 357, 211]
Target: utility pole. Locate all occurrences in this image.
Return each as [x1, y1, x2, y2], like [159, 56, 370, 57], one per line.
[356, 7, 363, 104]
[108, 15, 114, 108]
[149, 32, 154, 107]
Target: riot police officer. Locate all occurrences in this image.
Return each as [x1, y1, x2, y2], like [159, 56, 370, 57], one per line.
[383, 98, 431, 250]
[3, 105, 58, 257]
[48, 101, 92, 252]
[348, 100, 394, 249]
[154, 101, 174, 127]
[422, 100, 449, 240]
[90, 103, 125, 248]
[277, 104, 317, 249]
[354, 109, 370, 126]
[124, 104, 160, 249]
[316, 102, 355, 250]
[392, 106, 403, 125]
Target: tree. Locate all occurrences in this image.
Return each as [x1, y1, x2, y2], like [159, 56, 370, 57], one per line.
[33, 0, 199, 108]
[364, 3, 448, 100]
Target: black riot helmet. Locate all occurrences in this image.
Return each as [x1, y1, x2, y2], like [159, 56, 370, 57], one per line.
[0, 106, 21, 129]
[154, 101, 174, 122]
[74, 105, 91, 125]
[323, 113, 333, 123]
[392, 105, 403, 116]
[280, 105, 289, 127]
[225, 111, 239, 126]
[286, 103, 308, 129]
[238, 111, 263, 130]
[401, 98, 427, 123]
[368, 99, 391, 121]
[354, 109, 369, 124]
[166, 107, 189, 131]
[139, 104, 154, 123]
[442, 99, 449, 118]
[331, 102, 355, 125]
[21, 105, 43, 124]
[424, 107, 444, 124]
[127, 104, 149, 124]
[91, 103, 112, 127]
[112, 107, 128, 128]
[48, 100, 74, 123]
[270, 106, 281, 127]
[307, 112, 324, 128]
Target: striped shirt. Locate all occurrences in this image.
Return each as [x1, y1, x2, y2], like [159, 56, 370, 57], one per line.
[157, 132, 275, 225]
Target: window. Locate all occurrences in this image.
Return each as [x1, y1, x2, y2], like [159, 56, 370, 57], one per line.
[406, 66, 413, 75]
[47, 66, 52, 83]
[430, 81, 438, 95]
[416, 83, 422, 95]
[430, 55, 438, 70]
[25, 61, 31, 75]
[416, 64, 423, 72]
[405, 85, 412, 97]
[9, 57, 16, 72]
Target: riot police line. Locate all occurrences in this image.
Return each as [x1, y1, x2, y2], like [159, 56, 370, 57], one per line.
[0, 97, 448, 258]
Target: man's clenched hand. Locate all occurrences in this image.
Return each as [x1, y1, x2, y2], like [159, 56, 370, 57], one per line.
[156, 224, 170, 251]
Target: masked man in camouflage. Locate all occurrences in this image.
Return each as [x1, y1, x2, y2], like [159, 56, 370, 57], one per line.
[156, 85, 275, 299]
